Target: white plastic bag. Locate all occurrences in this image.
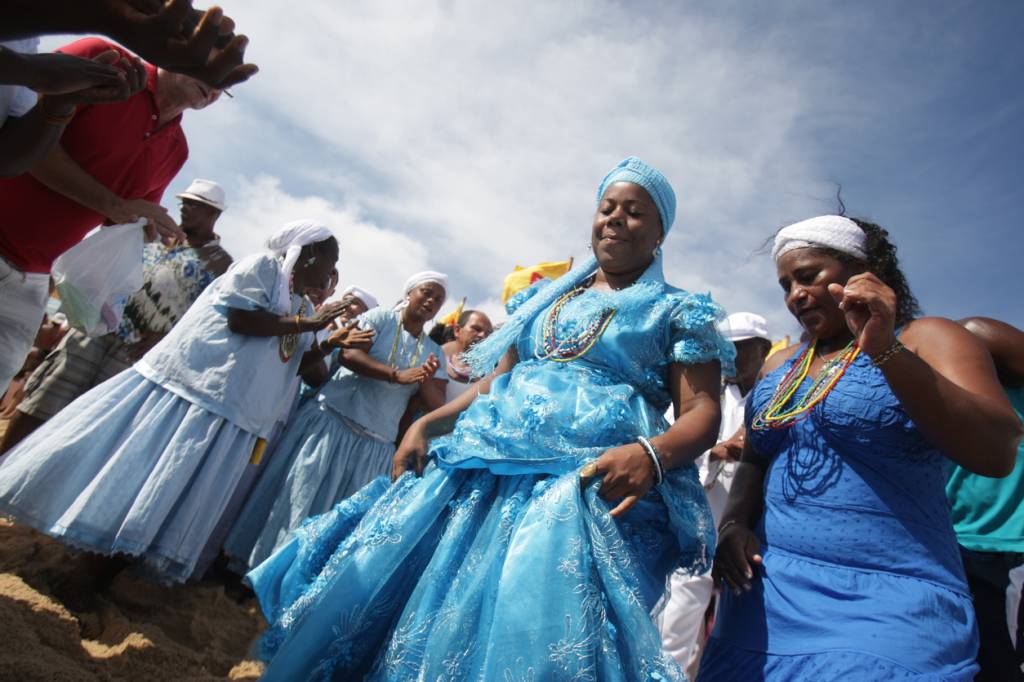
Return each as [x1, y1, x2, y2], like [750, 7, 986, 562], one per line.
[52, 219, 146, 336]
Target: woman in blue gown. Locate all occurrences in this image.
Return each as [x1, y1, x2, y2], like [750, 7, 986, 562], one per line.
[700, 215, 1023, 680]
[247, 157, 736, 681]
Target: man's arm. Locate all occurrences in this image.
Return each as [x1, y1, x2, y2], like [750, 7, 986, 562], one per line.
[0, 48, 143, 177]
[30, 144, 184, 241]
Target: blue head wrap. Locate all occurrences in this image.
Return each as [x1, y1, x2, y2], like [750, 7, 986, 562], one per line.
[465, 157, 676, 377]
[595, 156, 676, 235]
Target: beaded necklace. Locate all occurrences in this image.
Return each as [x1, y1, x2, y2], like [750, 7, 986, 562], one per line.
[750, 339, 860, 430]
[535, 286, 616, 363]
[278, 299, 308, 363]
[385, 311, 424, 369]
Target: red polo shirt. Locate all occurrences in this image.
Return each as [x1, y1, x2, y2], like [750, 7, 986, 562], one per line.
[0, 38, 188, 273]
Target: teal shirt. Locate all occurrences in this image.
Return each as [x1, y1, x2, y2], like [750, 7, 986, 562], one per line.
[946, 386, 1024, 553]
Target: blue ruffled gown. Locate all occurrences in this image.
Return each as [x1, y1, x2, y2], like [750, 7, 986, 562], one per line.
[247, 268, 734, 681]
[698, 345, 979, 680]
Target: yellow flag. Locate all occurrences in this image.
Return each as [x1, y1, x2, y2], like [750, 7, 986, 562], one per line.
[767, 336, 791, 359]
[501, 259, 572, 304]
[438, 297, 467, 327]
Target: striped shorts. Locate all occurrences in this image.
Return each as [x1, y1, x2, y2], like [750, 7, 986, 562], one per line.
[19, 328, 131, 421]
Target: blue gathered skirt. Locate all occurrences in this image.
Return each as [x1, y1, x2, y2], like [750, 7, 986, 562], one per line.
[248, 464, 710, 681]
[0, 369, 256, 583]
[223, 398, 395, 573]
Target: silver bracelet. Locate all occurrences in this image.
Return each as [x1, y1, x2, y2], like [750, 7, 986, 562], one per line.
[636, 436, 665, 486]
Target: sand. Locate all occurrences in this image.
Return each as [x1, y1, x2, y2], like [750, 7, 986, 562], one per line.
[0, 518, 267, 681]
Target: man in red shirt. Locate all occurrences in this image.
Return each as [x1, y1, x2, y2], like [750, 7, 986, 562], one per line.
[0, 36, 224, 390]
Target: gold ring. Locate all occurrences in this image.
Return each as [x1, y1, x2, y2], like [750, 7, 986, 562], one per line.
[579, 461, 599, 479]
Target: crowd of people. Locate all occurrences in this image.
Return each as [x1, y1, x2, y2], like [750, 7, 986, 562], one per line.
[0, 4, 1022, 681]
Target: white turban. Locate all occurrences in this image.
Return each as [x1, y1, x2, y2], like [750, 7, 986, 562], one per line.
[340, 284, 379, 311]
[772, 215, 867, 263]
[402, 270, 449, 297]
[266, 219, 336, 314]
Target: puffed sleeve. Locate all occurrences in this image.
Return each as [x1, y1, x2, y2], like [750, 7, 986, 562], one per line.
[668, 292, 736, 375]
[353, 305, 391, 333]
[210, 254, 279, 313]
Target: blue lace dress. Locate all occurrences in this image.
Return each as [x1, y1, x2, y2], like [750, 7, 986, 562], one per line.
[247, 265, 734, 682]
[698, 345, 979, 680]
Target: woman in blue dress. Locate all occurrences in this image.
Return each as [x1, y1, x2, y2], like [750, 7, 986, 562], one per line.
[223, 272, 449, 573]
[0, 220, 368, 585]
[700, 215, 1023, 680]
[246, 157, 735, 681]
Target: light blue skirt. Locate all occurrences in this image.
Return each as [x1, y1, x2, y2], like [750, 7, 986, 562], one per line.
[247, 463, 711, 681]
[0, 368, 256, 583]
[223, 398, 394, 573]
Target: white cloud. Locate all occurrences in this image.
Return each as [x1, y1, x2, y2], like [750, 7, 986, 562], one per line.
[54, 2, 996, 339]
[166, 0, 847, 339]
[214, 175, 433, 308]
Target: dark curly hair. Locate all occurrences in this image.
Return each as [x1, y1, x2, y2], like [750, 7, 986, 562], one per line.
[822, 218, 921, 327]
[765, 214, 922, 327]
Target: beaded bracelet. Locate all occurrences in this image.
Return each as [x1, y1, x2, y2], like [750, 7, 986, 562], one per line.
[870, 339, 906, 368]
[636, 436, 665, 486]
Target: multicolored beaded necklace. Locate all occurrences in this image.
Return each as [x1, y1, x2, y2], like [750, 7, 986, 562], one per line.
[750, 339, 861, 430]
[278, 299, 308, 363]
[536, 286, 616, 363]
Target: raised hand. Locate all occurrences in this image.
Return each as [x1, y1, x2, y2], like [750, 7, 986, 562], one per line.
[326, 321, 374, 351]
[393, 354, 440, 386]
[712, 522, 763, 595]
[827, 272, 898, 356]
[306, 300, 349, 330]
[99, 1, 258, 89]
[579, 442, 657, 517]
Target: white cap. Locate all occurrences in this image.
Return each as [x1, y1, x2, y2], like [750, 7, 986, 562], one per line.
[176, 178, 226, 211]
[719, 312, 770, 342]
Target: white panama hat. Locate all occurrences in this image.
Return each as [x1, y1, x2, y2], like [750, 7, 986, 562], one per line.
[176, 178, 227, 212]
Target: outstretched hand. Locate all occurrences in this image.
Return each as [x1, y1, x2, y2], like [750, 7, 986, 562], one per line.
[828, 272, 898, 356]
[21, 50, 125, 94]
[326, 321, 374, 351]
[100, 0, 258, 89]
[579, 443, 657, 517]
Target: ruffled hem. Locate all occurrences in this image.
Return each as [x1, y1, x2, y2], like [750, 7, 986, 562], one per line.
[248, 466, 707, 681]
[698, 636, 978, 681]
[0, 369, 256, 584]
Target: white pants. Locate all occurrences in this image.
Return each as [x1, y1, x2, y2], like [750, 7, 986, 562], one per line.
[659, 569, 715, 680]
[1009, 564, 1024, 649]
[0, 257, 50, 390]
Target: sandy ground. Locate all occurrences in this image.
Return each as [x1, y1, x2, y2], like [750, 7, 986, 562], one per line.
[0, 517, 266, 681]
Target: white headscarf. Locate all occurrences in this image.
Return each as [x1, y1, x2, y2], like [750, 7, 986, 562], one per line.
[772, 215, 867, 263]
[340, 284, 379, 311]
[266, 219, 336, 314]
[402, 270, 449, 296]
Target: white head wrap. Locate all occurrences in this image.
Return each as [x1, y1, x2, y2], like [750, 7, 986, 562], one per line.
[402, 270, 449, 297]
[340, 284, 379, 311]
[265, 219, 336, 314]
[772, 215, 867, 263]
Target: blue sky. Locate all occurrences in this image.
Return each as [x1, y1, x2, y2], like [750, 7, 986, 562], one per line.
[43, 1, 1024, 337]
